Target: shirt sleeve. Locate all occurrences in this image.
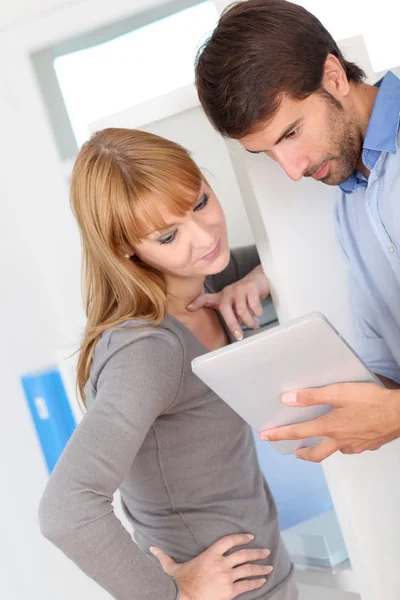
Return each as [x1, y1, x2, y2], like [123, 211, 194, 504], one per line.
[38, 329, 184, 600]
[206, 245, 260, 293]
[335, 202, 400, 383]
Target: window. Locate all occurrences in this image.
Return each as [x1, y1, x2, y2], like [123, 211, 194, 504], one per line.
[31, 0, 218, 159]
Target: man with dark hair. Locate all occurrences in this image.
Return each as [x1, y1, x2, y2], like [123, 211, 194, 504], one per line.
[195, 0, 400, 462]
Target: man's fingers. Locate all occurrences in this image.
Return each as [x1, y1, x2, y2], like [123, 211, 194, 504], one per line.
[294, 438, 339, 462]
[281, 382, 383, 408]
[150, 547, 177, 574]
[187, 292, 220, 311]
[281, 384, 343, 408]
[259, 416, 329, 441]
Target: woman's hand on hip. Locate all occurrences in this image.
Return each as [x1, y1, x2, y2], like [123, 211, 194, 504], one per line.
[150, 532, 272, 600]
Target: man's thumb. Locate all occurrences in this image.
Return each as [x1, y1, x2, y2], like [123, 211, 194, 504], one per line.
[150, 546, 177, 575]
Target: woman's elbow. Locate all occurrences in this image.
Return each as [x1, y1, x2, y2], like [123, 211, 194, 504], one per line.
[38, 486, 76, 547]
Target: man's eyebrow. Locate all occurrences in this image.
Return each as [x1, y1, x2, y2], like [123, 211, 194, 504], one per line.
[245, 118, 303, 154]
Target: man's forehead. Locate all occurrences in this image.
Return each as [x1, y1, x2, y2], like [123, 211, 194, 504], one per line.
[240, 125, 274, 149]
[239, 96, 306, 151]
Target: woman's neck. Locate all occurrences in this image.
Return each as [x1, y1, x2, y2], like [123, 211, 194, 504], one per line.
[165, 274, 206, 318]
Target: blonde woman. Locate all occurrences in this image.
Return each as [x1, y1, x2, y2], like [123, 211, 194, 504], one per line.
[39, 128, 297, 600]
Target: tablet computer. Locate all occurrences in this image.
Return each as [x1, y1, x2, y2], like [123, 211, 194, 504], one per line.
[191, 312, 380, 454]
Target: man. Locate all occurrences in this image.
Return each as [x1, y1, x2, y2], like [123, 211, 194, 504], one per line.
[194, 0, 400, 462]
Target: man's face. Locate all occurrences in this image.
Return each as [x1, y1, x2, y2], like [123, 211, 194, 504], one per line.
[239, 91, 363, 186]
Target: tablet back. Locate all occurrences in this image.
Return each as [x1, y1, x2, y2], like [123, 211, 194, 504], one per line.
[192, 312, 378, 454]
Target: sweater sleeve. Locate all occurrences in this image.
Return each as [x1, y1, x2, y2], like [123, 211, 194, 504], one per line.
[206, 245, 260, 293]
[38, 328, 184, 600]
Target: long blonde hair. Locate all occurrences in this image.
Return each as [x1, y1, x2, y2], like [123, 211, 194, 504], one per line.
[71, 128, 204, 404]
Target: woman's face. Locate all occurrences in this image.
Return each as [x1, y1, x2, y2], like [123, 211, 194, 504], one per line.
[133, 183, 230, 279]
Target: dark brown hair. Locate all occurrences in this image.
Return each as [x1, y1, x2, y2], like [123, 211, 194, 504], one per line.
[195, 0, 365, 138]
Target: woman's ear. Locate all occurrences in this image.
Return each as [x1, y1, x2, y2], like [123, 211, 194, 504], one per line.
[119, 245, 135, 260]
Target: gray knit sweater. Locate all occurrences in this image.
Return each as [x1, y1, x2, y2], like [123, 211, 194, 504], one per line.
[39, 246, 296, 600]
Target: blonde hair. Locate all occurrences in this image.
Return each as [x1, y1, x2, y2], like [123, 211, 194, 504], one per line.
[71, 128, 204, 404]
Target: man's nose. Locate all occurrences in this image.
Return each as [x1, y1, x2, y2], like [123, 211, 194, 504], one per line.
[273, 151, 309, 182]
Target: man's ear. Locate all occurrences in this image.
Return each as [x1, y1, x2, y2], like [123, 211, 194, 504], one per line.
[321, 53, 350, 101]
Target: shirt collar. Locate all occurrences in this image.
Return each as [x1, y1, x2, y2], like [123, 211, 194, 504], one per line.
[339, 71, 400, 194]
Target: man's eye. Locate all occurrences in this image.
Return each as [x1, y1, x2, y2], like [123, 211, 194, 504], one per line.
[286, 129, 298, 139]
[158, 231, 177, 245]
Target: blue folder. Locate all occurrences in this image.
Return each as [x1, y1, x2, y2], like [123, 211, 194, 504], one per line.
[20, 367, 76, 473]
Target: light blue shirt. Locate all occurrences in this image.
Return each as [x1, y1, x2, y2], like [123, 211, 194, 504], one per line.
[335, 71, 400, 382]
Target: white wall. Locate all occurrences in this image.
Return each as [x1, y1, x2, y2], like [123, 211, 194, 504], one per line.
[0, 0, 72, 29]
[0, 2, 178, 599]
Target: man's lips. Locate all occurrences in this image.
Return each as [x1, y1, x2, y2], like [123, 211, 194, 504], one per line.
[311, 161, 329, 180]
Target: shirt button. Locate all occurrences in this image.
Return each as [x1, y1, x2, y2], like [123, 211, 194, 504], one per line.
[388, 245, 395, 254]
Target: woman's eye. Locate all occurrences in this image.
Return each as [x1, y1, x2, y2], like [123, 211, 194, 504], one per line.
[158, 230, 177, 245]
[194, 192, 210, 211]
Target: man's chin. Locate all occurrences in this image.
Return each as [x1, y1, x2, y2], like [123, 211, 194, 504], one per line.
[321, 168, 355, 187]
[319, 176, 342, 186]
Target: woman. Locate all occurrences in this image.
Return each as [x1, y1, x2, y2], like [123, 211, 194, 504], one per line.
[39, 128, 297, 600]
